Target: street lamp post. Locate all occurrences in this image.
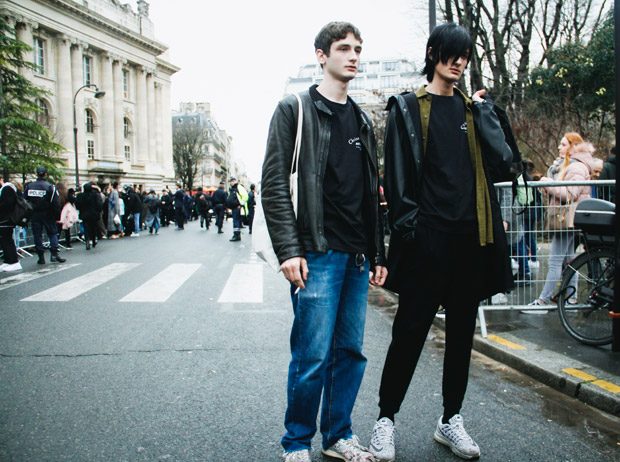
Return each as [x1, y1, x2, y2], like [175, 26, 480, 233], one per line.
[73, 84, 105, 190]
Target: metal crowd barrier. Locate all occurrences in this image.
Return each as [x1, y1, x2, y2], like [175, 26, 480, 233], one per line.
[477, 179, 616, 337]
[8, 221, 83, 257]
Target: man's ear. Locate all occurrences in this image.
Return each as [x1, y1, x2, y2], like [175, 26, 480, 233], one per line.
[316, 48, 327, 66]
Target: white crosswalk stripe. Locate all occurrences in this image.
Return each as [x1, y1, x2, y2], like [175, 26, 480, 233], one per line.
[0, 264, 80, 292]
[120, 263, 201, 302]
[218, 263, 263, 304]
[21, 262, 141, 302]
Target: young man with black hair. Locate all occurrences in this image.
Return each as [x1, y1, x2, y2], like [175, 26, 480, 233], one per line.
[368, 23, 514, 461]
[262, 21, 387, 462]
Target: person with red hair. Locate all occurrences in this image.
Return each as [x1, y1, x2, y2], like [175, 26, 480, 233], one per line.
[527, 132, 596, 312]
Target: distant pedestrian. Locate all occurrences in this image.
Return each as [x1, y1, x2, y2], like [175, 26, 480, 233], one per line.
[247, 184, 256, 234]
[599, 146, 616, 202]
[107, 182, 122, 238]
[0, 177, 22, 272]
[195, 188, 211, 230]
[75, 182, 103, 250]
[58, 187, 78, 249]
[24, 166, 66, 264]
[212, 181, 227, 234]
[262, 21, 387, 462]
[528, 136, 596, 312]
[227, 177, 247, 242]
[144, 190, 161, 235]
[125, 185, 142, 237]
[160, 188, 172, 226]
[173, 184, 185, 230]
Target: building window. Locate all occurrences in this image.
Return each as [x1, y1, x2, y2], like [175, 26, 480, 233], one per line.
[122, 69, 129, 99]
[33, 37, 45, 74]
[124, 145, 131, 161]
[382, 61, 398, 72]
[87, 140, 95, 159]
[380, 75, 399, 89]
[123, 117, 131, 138]
[85, 110, 95, 133]
[36, 99, 50, 127]
[83, 56, 92, 86]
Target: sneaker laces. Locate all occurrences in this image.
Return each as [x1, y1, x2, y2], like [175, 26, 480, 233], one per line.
[442, 417, 475, 447]
[371, 419, 395, 448]
[337, 436, 374, 461]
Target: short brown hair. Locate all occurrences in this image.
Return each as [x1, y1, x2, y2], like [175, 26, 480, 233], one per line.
[314, 22, 362, 56]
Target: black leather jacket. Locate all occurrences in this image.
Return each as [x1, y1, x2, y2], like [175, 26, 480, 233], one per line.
[261, 88, 386, 267]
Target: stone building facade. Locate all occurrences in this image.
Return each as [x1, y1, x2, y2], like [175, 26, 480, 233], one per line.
[172, 102, 233, 190]
[1, 0, 179, 191]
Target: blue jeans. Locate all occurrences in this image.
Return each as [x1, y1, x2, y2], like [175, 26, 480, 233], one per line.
[232, 208, 241, 232]
[133, 213, 141, 233]
[282, 250, 370, 452]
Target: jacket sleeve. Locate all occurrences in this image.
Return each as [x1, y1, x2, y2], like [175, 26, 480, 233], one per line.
[261, 97, 304, 263]
[473, 101, 513, 182]
[384, 102, 418, 241]
[544, 163, 589, 203]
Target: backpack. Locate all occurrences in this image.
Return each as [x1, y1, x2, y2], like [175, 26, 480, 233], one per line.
[10, 196, 34, 226]
[226, 191, 240, 208]
[148, 200, 158, 214]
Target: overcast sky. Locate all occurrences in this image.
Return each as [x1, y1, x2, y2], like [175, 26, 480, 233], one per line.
[142, 0, 430, 181]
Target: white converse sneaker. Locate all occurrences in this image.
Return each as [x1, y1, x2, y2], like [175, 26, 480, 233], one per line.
[282, 449, 311, 462]
[369, 417, 395, 461]
[322, 435, 375, 461]
[434, 414, 480, 460]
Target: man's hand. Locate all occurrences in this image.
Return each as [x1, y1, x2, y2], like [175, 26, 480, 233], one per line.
[370, 266, 388, 286]
[281, 256, 309, 289]
[472, 88, 487, 102]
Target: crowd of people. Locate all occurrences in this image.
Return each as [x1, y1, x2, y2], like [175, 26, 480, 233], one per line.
[0, 172, 257, 273]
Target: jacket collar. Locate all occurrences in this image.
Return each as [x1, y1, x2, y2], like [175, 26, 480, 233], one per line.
[415, 84, 472, 107]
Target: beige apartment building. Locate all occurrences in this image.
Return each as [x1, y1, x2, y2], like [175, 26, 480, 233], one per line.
[1, 0, 179, 191]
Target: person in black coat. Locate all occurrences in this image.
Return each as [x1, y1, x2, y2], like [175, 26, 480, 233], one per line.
[211, 181, 228, 234]
[0, 177, 21, 271]
[173, 185, 186, 230]
[75, 182, 103, 250]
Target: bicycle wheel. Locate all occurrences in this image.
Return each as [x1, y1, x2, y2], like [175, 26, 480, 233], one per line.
[557, 247, 615, 346]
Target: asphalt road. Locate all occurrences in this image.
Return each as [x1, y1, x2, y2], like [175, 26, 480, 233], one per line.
[1, 219, 618, 461]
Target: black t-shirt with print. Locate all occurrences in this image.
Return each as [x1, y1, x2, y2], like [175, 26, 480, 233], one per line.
[418, 93, 476, 233]
[311, 86, 368, 253]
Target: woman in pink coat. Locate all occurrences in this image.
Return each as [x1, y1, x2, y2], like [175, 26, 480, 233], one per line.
[528, 133, 596, 311]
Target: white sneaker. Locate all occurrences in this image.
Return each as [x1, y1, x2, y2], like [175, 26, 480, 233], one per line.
[322, 435, 375, 461]
[131, 233, 140, 237]
[491, 293, 508, 305]
[434, 414, 480, 460]
[369, 417, 395, 461]
[282, 449, 311, 462]
[1, 262, 22, 272]
[520, 299, 550, 315]
[529, 260, 540, 269]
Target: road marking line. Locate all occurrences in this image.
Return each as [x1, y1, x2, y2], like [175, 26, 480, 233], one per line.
[218, 263, 263, 303]
[120, 263, 201, 302]
[563, 368, 597, 382]
[592, 379, 620, 394]
[0, 264, 80, 291]
[21, 263, 140, 302]
[487, 334, 526, 350]
[563, 368, 620, 393]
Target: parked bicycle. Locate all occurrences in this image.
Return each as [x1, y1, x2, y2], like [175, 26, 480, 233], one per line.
[556, 198, 616, 346]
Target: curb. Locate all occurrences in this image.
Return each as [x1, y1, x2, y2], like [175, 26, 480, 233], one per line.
[433, 318, 620, 417]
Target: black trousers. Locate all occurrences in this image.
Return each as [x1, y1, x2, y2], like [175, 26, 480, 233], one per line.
[214, 205, 225, 229]
[0, 226, 18, 264]
[379, 224, 484, 418]
[174, 207, 185, 229]
[83, 219, 98, 245]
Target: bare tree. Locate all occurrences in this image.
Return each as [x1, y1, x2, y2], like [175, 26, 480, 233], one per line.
[172, 123, 206, 191]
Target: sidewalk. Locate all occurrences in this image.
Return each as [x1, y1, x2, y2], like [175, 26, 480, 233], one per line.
[369, 286, 620, 417]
